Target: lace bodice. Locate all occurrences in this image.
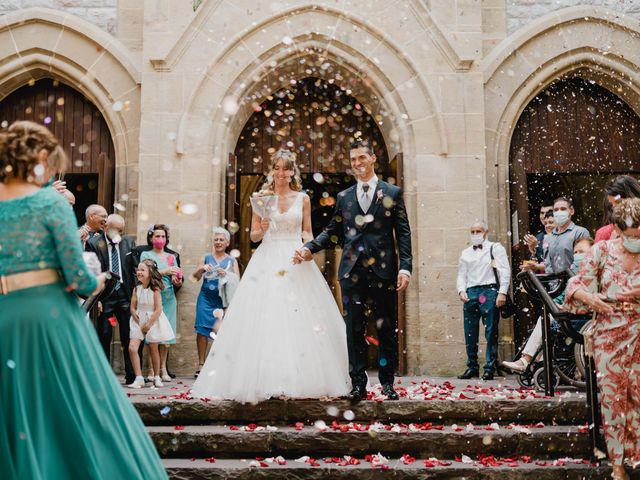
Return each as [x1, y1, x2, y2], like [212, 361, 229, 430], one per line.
[0, 186, 98, 296]
[263, 192, 304, 243]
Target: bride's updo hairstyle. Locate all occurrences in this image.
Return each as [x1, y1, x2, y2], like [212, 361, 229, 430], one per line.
[261, 148, 302, 192]
[0, 120, 68, 183]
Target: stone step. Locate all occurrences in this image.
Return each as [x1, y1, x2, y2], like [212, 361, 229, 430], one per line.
[163, 458, 638, 480]
[150, 424, 588, 459]
[134, 396, 588, 426]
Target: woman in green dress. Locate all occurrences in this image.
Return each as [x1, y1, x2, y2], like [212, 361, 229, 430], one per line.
[0, 121, 167, 479]
[140, 225, 181, 382]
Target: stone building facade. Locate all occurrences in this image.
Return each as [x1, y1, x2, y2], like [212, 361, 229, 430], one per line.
[1, 0, 639, 375]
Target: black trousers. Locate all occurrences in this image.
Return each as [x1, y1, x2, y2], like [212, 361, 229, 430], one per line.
[96, 294, 142, 383]
[340, 263, 397, 387]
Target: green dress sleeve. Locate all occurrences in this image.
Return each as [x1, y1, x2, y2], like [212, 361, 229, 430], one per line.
[47, 191, 98, 296]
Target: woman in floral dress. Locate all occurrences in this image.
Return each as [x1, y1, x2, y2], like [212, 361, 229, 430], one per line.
[564, 198, 640, 480]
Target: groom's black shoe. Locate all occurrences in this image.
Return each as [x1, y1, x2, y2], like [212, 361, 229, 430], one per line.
[348, 385, 367, 403]
[457, 368, 479, 380]
[381, 384, 399, 400]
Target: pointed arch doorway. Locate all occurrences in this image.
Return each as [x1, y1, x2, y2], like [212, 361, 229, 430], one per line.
[0, 78, 116, 224]
[509, 76, 640, 344]
[228, 77, 406, 372]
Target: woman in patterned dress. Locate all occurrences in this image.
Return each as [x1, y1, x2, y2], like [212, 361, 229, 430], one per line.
[565, 198, 640, 480]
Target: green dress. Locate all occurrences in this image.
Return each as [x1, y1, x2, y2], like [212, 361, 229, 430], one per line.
[140, 250, 177, 344]
[0, 187, 167, 480]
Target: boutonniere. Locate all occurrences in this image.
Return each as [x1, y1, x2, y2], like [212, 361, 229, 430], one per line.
[376, 189, 384, 204]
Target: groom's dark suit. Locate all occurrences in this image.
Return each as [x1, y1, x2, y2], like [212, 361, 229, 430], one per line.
[305, 179, 412, 388]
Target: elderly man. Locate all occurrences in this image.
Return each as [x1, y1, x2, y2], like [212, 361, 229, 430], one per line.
[86, 214, 139, 383]
[79, 204, 107, 247]
[456, 221, 511, 381]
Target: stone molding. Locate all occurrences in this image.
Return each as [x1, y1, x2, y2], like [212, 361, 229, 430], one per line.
[149, 1, 473, 73]
[482, 5, 640, 246]
[0, 7, 142, 223]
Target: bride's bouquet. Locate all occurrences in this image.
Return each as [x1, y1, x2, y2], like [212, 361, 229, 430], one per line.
[250, 191, 279, 220]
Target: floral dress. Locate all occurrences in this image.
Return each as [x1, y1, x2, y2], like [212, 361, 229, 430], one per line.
[564, 240, 640, 467]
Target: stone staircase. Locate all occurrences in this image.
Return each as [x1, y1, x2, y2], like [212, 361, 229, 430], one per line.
[128, 378, 639, 479]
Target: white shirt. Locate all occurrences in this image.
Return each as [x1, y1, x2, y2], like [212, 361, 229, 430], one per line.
[456, 240, 510, 295]
[107, 241, 123, 284]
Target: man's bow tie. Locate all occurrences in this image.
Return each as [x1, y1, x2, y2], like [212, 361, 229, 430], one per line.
[473, 244, 483, 250]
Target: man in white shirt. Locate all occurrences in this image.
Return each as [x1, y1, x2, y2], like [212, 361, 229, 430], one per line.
[456, 221, 511, 380]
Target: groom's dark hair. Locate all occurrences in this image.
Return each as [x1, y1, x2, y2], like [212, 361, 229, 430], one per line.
[350, 139, 373, 155]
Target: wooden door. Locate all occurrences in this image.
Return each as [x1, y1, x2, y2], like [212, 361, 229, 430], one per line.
[0, 78, 116, 224]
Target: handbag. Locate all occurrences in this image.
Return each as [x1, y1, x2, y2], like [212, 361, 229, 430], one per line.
[489, 243, 516, 318]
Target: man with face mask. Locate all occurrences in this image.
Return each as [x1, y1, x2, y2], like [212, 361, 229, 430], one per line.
[86, 214, 139, 384]
[502, 237, 594, 373]
[544, 197, 590, 274]
[456, 221, 511, 380]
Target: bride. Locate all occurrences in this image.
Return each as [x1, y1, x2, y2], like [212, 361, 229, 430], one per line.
[191, 148, 351, 403]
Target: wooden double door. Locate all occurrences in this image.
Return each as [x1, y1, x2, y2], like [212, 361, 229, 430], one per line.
[0, 78, 115, 224]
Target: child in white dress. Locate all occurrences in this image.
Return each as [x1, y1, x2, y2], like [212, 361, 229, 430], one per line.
[127, 259, 174, 388]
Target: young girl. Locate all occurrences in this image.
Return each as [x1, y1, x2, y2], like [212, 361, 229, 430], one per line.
[192, 227, 240, 377]
[128, 260, 175, 388]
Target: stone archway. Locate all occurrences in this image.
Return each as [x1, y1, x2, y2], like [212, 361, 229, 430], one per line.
[0, 8, 141, 224]
[483, 6, 640, 355]
[483, 6, 640, 244]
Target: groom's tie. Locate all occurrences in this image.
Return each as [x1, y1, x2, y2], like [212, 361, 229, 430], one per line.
[359, 184, 372, 213]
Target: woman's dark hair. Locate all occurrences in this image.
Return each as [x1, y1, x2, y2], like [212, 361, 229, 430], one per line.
[602, 194, 614, 225]
[604, 175, 640, 200]
[544, 209, 554, 219]
[612, 198, 640, 232]
[139, 259, 165, 291]
[146, 223, 170, 246]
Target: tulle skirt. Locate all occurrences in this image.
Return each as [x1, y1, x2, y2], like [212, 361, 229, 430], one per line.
[191, 236, 351, 403]
[0, 283, 167, 479]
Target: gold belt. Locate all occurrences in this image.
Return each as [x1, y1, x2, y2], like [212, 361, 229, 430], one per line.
[0, 269, 60, 295]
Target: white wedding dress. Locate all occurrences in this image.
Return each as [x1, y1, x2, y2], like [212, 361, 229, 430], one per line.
[191, 192, 351, 403]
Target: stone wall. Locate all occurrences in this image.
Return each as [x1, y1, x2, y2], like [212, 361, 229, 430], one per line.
[0, 0, 118, 34]
[506, 0, 640, 34]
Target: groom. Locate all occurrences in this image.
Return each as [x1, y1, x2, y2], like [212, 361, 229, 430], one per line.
[294, 139, 412, 401]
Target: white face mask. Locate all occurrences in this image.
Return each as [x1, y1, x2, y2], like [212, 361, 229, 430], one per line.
[470, 234, 484, 246]
[553, 210, 570, 227]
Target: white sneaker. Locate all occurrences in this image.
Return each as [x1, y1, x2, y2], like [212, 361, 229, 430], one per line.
[127, 376, 145, 389]
[154, 376, 164, 388]
[501, 358, 529, 373]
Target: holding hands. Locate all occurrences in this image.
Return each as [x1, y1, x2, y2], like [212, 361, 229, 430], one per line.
[292, 247, 312, 264]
